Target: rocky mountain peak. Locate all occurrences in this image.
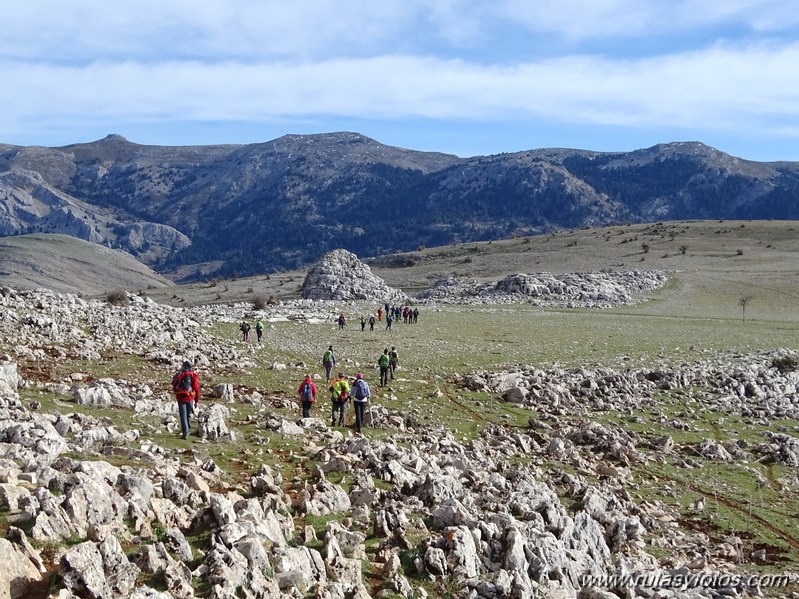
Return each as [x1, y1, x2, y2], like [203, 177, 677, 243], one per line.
[100, 133, 130, 143]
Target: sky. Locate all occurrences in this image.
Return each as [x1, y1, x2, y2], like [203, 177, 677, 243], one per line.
[2, 0, 799, 161]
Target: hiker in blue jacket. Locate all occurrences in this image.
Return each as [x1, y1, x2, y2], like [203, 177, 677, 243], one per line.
[297, 374, 317, 418]
[350, 373, 371, 434]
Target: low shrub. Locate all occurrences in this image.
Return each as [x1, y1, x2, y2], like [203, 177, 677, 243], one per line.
[772, 355, 799, 373]
[106, 288, 129, 306]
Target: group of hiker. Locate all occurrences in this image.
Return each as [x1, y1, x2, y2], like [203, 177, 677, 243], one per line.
[297, 369, 372, 434]
[239, 320, 265, 342]
[174, 342, 398, 439]
[174, 308, 410, 439]
[301, 343, 401, 432]
[376, 304, 419, 324]
[371, 304, 420, 331]
[238, 306, 418, 339]
[336, 306, 420, 332]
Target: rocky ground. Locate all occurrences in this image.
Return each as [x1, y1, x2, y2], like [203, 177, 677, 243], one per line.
[0, 269, 798, 599]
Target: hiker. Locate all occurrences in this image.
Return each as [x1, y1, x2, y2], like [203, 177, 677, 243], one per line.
[255, 319, 264, 343]
[171, 361, 200, 440]
[329, 371, 350, 426]
[297, 374, 317, 418]
[385, 313, 393, 331]
[360, 316, 366, 331]
[350, 373, 371, 434]
[389, 346, 399, 380]
[239, 321, 251, 342]
[322, 345, 336, 382]
[377, 307, 383, 322]
[412, 308, 419, 323]
[378, 349, 390, 387]
[338, 314, 346, 330]
[368, 315, 376, 331]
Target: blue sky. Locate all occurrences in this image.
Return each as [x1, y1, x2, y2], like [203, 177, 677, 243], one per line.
[2, 0, 798, 161]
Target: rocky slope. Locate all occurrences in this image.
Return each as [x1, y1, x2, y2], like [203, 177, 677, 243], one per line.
[0, 278, 797, 599]
[0, 234, 173, 296]
[1, 133, 798, 280]
[418, 270, 668, 306]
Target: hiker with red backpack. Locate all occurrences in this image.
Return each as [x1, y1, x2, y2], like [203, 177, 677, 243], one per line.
[171, 361, 201, 440]
[297, 374, 317, 418]
[328, 371, 350, 427]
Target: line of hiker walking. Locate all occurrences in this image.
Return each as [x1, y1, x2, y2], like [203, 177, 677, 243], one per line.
[295, 344, 398, 433]
[360, 305, 420, 331]
[177, 324, 402, 440]
[299, 368, 372, 434]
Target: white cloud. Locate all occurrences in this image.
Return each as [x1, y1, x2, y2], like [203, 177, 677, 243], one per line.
[1, 1, 798, 156]
[0, 0, 417, 61]
[2, 40, 797, 134]
[501, 0, 799, 40]
[2, 0, 797, 70]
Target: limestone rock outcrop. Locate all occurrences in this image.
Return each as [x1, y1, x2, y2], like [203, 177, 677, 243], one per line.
[301, 249, 408, 302]
[418, 270, 668, 306]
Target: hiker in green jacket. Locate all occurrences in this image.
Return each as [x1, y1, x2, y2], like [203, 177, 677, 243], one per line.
[328, 372, 350, 426]
[255, 320, 264, 343]
[322, 345, 336, 382]
[378, 349, 390, 387]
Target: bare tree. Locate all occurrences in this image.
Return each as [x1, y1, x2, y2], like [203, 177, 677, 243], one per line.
[739, 296, 753, 322]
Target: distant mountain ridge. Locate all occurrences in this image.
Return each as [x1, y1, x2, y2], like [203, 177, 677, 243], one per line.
[1, 132, 797, 281]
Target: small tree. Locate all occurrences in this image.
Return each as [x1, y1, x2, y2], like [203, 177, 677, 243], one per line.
[679, 245, 688, 255]
[641, 243, 650, 254]
[739, 295, 753, 322]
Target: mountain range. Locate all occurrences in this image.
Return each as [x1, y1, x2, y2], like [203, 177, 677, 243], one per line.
[1, 132, 797, 281]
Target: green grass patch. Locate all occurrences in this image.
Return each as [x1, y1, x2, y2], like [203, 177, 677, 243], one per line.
[634, 460, 799, 567]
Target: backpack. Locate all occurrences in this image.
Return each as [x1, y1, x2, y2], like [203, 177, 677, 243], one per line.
[323, 350, 333, 364]
[301, 382, 314, 402]
[352, 380, 367, 400]
[379, 354, 389, 368]
[175, 371, 193, 393]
